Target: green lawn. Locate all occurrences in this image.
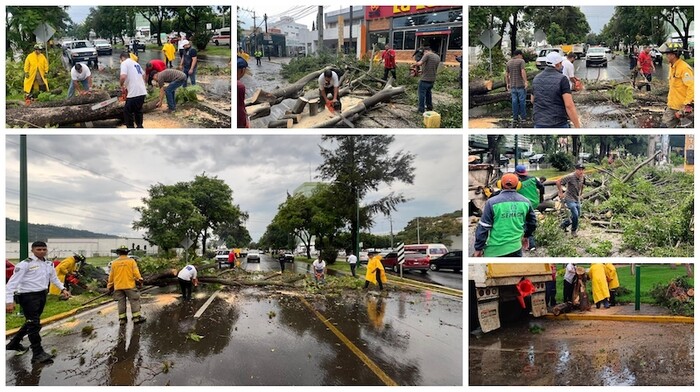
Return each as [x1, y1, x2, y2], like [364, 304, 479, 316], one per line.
[198, 46, 232, 57]
[6, 292, 106, 330]
[528, 167, 568, 180]
[555, 264, 694, 304]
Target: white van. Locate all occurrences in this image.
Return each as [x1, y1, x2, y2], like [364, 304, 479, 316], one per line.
[404, 244, 449, 260]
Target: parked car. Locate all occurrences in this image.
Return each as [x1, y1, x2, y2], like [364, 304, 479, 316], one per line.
[429, 251, 462, 272]
[210, 28, 231, 46]
[215, 249, 234, 268]
[359, 251, 369, 264]
[649, 48, 663, 65]
[247, 250, 261, 263]
[404, 243, 449, 260]
[66, 40, 98, 66]
[130, 39, 146, 52]
[381, 252, 430, 273]
[499, 155, 510, 166]
[6, 260, 15, 283]
[535, 48, 563, 69]
[92, 38, 112, 55]
[580, 152, 592, 162]
[278, 252, 294, 263]
[585, 47, 608, 67]
[521, 151, 535, 158]
[529, 154, 546, 164]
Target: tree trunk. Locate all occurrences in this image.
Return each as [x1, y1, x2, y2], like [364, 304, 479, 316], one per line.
[291, 97, 309, 114]
[267, 66, 335, 104]
[268, 119, 293, 128]
[310, 85, 405, 128]
[245, 89, 278, 106]
[281, 113, 302, 124]
[469, 80, 494, 96]
[309, 98, 319, 116]
[6, 98, 159, 128]
[247, 102, 271, 120]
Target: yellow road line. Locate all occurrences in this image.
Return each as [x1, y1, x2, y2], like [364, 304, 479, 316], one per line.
[299, 297, 398, 386]
[544, 313, 694, 323]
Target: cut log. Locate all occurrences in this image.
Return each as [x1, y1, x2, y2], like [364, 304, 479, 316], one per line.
[268, 119, 293, 128]
[292, 97, 309, 114]
[310, 85, 405, 128]
[14, 91, 111, 108]
[6, 99, 159, 128]
[244, 89, 277, 106]
[552, 302, 573, 316]
[308, 98, 320, 116]
[281, 113, 302, 124]
[246, 102, 271, 120]
[267, 66, 335, 104]
[469, 80, 494, 96]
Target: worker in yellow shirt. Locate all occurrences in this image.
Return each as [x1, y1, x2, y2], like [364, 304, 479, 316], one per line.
[363, 251, 387, 291]
[162, 40, 176, 68]
[23, 43, 49, 103]
[107, 246, 145, 325]
[660, 43, 694, 127]
[49, 254, 86, 296]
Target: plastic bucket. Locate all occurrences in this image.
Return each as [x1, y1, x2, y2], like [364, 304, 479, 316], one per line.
[423, 111, 441, 128]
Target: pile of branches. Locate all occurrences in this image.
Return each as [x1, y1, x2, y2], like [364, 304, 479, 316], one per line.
[650, 276, 694, 316]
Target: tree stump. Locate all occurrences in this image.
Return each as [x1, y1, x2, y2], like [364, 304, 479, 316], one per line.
[267, 119, 293, 128]
[308, 98, 320, 116]
[292, 97, 309, 114]
[281, 113, 302, 124]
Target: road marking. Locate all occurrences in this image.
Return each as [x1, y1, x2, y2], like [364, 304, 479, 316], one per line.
[299, 297, 398, 386]
[194, 289, 222, 318]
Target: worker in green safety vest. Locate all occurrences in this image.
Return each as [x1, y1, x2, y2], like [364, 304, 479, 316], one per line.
[515, 164, 545, 251]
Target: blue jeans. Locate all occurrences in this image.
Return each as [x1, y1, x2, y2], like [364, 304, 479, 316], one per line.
[510, 87, 526, 121]
[67, 79, 89, 99]
[528, 236, 536, 250]
[165, 79, 186, 110]
[418, 80, 434, 112]
[561, 201, 581, 232]
[183, 68, 197, 86]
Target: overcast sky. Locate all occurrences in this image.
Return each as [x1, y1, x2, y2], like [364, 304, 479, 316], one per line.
[580, 6, 615, 34]
[5, 135, 462, 244]
[238, 5, 350, 31]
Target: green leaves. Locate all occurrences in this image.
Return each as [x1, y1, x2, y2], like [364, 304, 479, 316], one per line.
[187, 332, 204, 342]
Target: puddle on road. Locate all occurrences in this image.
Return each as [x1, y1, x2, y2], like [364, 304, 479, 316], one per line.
[469, 319, 693, 386]
[7, 288, 462, 386]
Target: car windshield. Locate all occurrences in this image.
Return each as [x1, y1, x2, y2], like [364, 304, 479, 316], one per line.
[74, 41, 92, 48]
[94, 40, 107, 44]
[589, 48, 605, 54]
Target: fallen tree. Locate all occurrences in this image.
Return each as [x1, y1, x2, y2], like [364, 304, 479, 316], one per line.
[309, 84, 405, 128]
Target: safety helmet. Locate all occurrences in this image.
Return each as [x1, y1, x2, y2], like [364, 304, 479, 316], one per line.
[74, 254, 86, 263]
[116, 245, 130, 255]
[34, 43, 43, 50]
[659, 42, 683, 56]
[497, 173, 521, 190]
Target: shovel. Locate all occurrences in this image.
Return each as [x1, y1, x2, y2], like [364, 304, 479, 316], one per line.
[90, 96, 118, 111]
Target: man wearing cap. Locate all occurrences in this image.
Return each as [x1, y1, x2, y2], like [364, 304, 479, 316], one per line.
[6, 241, 71, 364]
[660, 44, 694, 127]
[237, 56, 250, 128]
[515, 164, 545, 251]
[178, 39, 198, 86]
[119, 52, 148, 128]
[107, 246, 146, 325]
[67, 62, 92, 99]
[556, 164, 586, 237]
[474, 173, 537, 257]
[637, 46, 656, 92]
[532, 51, 581, 128]
[505, 49, 528, 123]
[23, 43, 49, 102]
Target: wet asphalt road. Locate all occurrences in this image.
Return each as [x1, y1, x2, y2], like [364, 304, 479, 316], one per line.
[572, 53, 668, 82]
[61, 48, 230, 71]
[469, 317, 693, 386]
[243, 253, 462, 291]
[6, 285, 462, 386]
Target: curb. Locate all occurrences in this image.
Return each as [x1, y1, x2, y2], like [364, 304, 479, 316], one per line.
[544, 313, 694, 324]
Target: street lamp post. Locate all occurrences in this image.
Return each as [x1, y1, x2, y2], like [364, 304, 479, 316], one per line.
[355, 186, 360, 261]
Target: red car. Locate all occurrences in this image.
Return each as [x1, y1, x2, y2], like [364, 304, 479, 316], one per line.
[380, 252, 430, 274]
[6, 260, 15, 282]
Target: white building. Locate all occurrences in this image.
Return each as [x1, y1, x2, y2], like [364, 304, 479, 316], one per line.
[312, 6, 365, 57]
[269, 16, 314, 56]
[5, 237, 158, 259]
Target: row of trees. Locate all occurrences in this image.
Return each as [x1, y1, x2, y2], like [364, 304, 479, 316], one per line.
[6, 6, 230, 56]
[259, 136, 417, 263]
[133, 174, 250, 255]
[597, 6, 693, 52]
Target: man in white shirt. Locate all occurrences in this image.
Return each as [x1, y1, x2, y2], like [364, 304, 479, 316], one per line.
[347, 250, 358, 277]
[119, 52, 148, 128]
[563, 263, 576, 302]
[177, 265, 198, 301]
[318, 69, 340, 111]
[312, 258, 326, 285]
[6, 241, 71, 364]
[561, 52, 578, 91]
[67, 63, 92, 98]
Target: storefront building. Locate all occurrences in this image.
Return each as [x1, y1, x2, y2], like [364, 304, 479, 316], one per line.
[364, 5, 463, 66]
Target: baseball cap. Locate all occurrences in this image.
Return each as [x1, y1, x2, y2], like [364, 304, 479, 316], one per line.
[545, 51, 563, 66]
[237, 56, 249, 69]
[181, 39, 190, 47]
[515, 164, 528, 175]
[501, 173, 519, 189]
[575, 163, 585, 170]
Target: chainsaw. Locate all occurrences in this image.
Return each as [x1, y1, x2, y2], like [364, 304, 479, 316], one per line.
[325, 94, 353, 127]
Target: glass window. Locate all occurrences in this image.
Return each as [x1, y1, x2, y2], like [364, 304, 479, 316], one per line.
[393, 31, 404, 50]
[448, 27, 462, 50]
[392, 9, 462, 29]
[404, 30, 416, 50]
[369, 32, 389, 50]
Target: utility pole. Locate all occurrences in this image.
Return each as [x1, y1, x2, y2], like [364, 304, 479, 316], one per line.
[317, 6, 324, 53]
[20, 135, 28, 261]
[417, 217, 421, 244]
[349, 6, 353, 56]
[388, 214, 394, 249]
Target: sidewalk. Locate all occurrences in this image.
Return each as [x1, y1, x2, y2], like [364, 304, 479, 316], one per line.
[544, 303, 693, 323]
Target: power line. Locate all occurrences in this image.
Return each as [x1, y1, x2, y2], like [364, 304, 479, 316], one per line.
[6, 188, 133, 222]
[6, 202, 131, 226]
[6, 139, 149, 192]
